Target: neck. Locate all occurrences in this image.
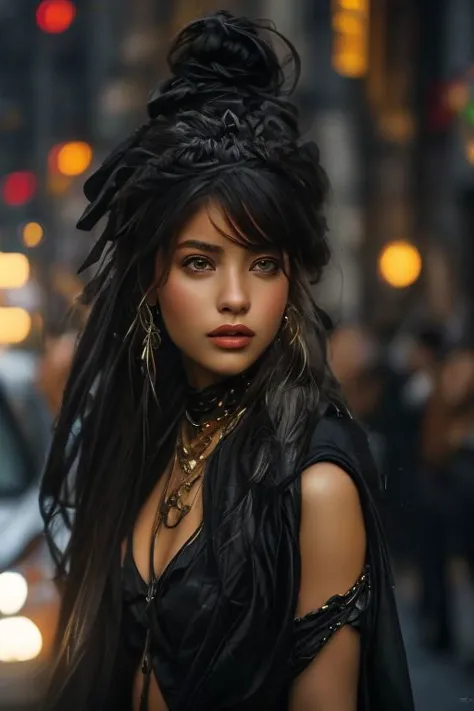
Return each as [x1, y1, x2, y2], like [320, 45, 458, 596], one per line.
[185, 370, 254, 427]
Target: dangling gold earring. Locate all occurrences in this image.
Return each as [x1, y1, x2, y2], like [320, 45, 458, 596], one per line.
[125, 293, 161, 399]
[139, 299, 161, 400]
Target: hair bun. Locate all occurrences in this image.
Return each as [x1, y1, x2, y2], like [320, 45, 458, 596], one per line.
[167, 10, 294, 96]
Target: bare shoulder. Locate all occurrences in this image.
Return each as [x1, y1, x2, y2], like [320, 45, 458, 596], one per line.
[297, 462, 366, 615]
[300, 461, 362, 513]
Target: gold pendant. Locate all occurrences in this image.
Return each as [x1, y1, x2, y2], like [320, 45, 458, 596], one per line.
[160, 475, 201, 529]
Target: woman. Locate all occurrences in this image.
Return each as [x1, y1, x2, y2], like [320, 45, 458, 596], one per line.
[40, 11, 414, 711]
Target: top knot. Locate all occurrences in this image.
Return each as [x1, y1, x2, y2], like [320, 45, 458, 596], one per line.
[166, 10, 298, 96]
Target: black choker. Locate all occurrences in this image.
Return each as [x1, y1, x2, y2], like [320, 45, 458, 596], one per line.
[185, 371, 253, 427]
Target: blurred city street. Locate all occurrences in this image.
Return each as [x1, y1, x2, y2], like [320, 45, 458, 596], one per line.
[400, 584, 474, 710]
[1, 0, 474, 709]
[406, 630, 474, 710]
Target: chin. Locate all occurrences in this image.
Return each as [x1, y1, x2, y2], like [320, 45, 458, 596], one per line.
[191, 353, 260, 386]
[208, 357, 256, 378]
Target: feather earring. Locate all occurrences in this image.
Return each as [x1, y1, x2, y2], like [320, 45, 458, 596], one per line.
[125, 294, 161, 401]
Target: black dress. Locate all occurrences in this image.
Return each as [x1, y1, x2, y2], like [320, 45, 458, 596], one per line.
[111, 405, 414, 711]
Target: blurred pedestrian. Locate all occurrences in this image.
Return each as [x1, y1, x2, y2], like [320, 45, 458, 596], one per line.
[39, 11, 413, 711]
[329, 325, 383, 421]
[419, 344, 474, 651]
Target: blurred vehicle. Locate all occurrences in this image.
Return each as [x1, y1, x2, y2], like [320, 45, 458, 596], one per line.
[0, 349, 59, 708]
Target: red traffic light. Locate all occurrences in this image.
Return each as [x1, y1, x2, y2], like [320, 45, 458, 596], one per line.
[1, 172, 37, 207]
[36, 0, 76, 34]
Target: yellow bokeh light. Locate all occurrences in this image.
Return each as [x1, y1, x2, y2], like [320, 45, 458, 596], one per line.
[56, 141, 93, 177]
[0, 253, 30, 289]
[466, 140, 474, 165]
[333, 11, 363, 34]
[22, 222, 44, 248]
[0, 572, 28, 616]
[0, 307, 32, 344]
[337, 0, 368, 9]
[0, 616, 43, 662]
[333, 51, 367, 78]
[378, 241, 422, 288]
[331, 2, 368, 78]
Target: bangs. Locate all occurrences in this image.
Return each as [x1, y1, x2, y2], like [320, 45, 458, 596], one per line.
[134, 160, 327, 288]
[206, 167, 297, 257]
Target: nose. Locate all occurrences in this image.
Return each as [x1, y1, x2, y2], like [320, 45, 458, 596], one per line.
[217, 269, 250, 316]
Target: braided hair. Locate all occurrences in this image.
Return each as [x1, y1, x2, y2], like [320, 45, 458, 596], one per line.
[39, 11, 341, 710]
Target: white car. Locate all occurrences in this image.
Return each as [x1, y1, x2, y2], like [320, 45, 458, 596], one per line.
[0, 350, 60, 708]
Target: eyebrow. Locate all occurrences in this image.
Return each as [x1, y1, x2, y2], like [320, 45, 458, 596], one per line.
[177, 238, 280, 256]
[177, 239, 224, 254]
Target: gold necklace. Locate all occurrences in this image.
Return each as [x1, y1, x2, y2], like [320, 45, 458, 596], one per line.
[159, 408, 246, 529]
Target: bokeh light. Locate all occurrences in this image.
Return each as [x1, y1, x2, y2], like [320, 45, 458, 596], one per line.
[0, 617, 42, 662]
[0, 253, 30, 289]
[36, 0, 76, 34]
[49, 141, 93, 177]
[463, 101, 474, 125]
[0, 307, 32, 345]
[0, 572, 28, 616]
[466, 140, 474, 165]
[1, 172, 37, 207]
[22, 222, 44, 248]
[378, 241, 423, 288]
[331, 0, 368, 78]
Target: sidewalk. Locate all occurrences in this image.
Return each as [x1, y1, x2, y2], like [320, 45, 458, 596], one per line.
[398, 571, 474, 711]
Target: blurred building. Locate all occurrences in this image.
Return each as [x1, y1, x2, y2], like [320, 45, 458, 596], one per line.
[1, 1, 473, 346]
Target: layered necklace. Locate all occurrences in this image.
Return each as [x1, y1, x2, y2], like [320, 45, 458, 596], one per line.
[159, 407, 246, 528]
[139, 372, 252, 704]
[158, 371, 252, 529]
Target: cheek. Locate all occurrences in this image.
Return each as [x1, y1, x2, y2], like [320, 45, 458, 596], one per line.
[157, 275, 201, 331]
[256, 281, 289, 333]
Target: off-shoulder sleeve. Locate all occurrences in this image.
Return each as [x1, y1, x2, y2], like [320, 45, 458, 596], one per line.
[289, 565, 371, 678]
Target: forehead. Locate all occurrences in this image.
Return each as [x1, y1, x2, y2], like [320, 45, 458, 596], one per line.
[176, 202, 236, 245]
[174, 201, 284, 258]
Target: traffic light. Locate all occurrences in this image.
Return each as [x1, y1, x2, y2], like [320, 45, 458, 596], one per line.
[36, 0, 76, 34]
[1, 172, 37, 207]
[48, 141, 93, 177]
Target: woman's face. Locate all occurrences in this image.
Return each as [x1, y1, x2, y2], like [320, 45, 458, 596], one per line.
[156, 202, 289, 389]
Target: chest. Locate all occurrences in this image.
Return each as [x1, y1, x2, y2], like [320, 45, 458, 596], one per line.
[120, 455, 204, 586]
[119, 467, 299, 709]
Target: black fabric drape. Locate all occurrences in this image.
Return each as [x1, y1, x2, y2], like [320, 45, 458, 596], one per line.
[49, 404, 415, 711]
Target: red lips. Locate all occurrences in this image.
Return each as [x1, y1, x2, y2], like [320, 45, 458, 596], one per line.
[207, 324, 255, 337]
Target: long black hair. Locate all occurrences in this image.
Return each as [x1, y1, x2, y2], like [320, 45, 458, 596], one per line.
[39, 10, 342, 709]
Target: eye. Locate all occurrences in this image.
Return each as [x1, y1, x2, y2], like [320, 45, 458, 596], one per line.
[182, 256, 214, 272]
[251, 258, 281, 274]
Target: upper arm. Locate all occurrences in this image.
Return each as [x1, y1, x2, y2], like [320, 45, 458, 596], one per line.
[290, 462, 367, 711]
